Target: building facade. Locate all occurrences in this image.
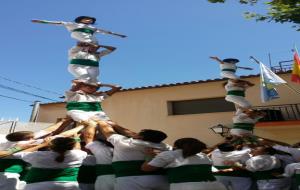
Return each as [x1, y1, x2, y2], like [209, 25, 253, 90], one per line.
[36, 72, 300, 146]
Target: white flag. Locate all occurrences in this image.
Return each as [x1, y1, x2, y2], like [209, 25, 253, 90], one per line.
[260, 62, 286, 102]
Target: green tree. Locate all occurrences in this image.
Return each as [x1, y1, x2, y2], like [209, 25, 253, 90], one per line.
[207, 0, 300, 30]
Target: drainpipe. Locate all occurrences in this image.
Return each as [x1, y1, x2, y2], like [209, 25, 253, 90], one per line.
[29, 101, 40, 122]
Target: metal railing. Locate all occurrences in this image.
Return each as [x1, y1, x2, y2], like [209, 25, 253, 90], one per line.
[254, 103, 300, 122]
[271, 61, 293, 73]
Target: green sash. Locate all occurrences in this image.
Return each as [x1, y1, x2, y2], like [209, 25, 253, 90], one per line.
[72, 28, 95, 34]
[227, 90, 245, 97]
[25, 167, 79, 183]
[70, 59, 99, 67]
[0, 159, 28, 174]
[96, 164, 114, 176]
[214, 166, 251, 177]
[66, 102, 102, 112]
[112, 160, 165, 177]
[232, 123, 255, 131]
[77, 165, 97, 184]
[222, 69, 236, 72]
[252, 168, 283, 180]
[167, 164, 216, 183]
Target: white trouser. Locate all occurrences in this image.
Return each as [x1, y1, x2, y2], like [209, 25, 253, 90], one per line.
[256, 178, 291, 190]
[114, 175, 169, 190]
[95, 175, 115, 190]
[170, 181, 226, 190]
[215, 176, 252, 190]
[67, 110, 110, 122]
[24, 181, 80, 190]
[71, 32, 99, 45]
[79, 183, 94, 190]
[230, 129, 252, 136]
[225, 95, 252, 109]
[0, 172, 26, 190]
[68, 64, 99, 84]
[221, 71, 240, 80]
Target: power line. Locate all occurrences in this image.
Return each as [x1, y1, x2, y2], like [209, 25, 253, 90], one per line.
[0, 75, 63, 96]
[0, 83, 57, 101]
[0, 93, 33, 103]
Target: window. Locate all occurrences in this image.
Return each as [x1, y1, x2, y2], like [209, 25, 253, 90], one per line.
[168, 97, 235, 115]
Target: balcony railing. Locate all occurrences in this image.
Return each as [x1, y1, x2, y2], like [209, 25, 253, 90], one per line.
[254, 103, 300, 122]
[271, 61, 293, 73]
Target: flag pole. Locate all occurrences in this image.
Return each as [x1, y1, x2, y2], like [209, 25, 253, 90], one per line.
[249, 56, 300, 95]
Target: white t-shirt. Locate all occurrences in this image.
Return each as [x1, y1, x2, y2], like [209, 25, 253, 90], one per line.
[225, 80, 245, 92]
[65, 91, 108, 103]
[85, 141, 113, 164]
[211, 149, 250, 166]
[62, 22, 98, 33]
[107, 134, 170, 162]
[245, 155, 281, 172]
[283, 162, 300, 177]
[220, 63, 237, 72]
[273, 145, 300, 162]
[15, 149, 87, 168]
[149, 149, 212, 168]
[232, 113, 262, 124]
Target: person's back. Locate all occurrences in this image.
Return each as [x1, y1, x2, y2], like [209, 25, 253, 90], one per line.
[17, 137, 87, 190]
[108, 132, 170, 190]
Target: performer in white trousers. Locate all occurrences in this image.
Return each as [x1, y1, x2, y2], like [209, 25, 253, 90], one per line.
[65, 81, 121, 122]
[84, 125, 115, 190]
[211, 57, 240, 79]
[68, 44, 116, 84]
[32, 16, 126, 46]
[94, 120, 170, 190]
[211, 143, 252, 190]
[15, 137, 87, 190]
[224, 79, 254, 111]
[142, 138, 226, 190]
[230, 109, 265, 136]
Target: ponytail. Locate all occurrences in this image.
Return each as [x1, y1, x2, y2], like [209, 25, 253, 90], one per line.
[49, 137, 76, 163]
[55, 152, 66, 162]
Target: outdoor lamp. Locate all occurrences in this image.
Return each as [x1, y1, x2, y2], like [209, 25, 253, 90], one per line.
[210, 124, 230, 137]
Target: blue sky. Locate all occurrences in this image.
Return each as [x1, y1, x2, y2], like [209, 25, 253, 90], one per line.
[0, 0, 299, 121]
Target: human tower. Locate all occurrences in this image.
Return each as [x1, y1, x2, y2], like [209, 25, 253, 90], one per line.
[32, 16, 125, 124]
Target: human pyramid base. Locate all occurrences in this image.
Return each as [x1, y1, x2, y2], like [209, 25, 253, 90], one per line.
[0, 16, 299, 190]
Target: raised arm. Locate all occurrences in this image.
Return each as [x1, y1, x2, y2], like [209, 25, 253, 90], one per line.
[98, 84, 122, 96]
[95, 120, 116, 139]
[95, 28, 127, 38]
[97, 45, 117, 57]
[106, 121, 137, 137]
[210, 56, 224, 64]
[31, 19, 64, 25]
[83, 125, 96, 145]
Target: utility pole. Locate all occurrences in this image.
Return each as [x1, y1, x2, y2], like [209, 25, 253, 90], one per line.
[29, 101, 40, 122]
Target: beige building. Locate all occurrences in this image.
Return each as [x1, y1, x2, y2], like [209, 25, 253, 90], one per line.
[36, 71, 300, 146]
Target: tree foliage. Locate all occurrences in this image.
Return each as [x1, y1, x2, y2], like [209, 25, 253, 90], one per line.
[207, 0, 300, 31]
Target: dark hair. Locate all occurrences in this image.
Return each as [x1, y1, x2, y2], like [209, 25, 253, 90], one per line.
[218, 143, 235, 152]
[174, 138, 207, 158]
[6, 131, 34, 142]
[74, 16, 96, 24]
[138, 129, 167, 143]
[50, 137, 76, 162]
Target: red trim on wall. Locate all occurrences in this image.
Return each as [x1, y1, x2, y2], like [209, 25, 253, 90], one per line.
[256, 120, 300, 127]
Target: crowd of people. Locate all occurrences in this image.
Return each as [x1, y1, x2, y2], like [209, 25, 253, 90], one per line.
[0, 16, 299, 190]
